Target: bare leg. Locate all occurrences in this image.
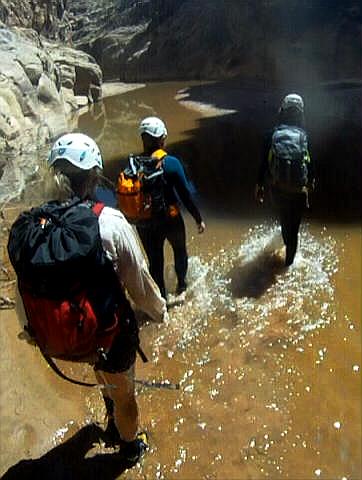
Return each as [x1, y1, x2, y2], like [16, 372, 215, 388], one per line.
[95, 366, 138, 442]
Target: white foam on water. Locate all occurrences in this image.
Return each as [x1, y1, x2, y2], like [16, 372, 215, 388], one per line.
[141, 223, 339, 479]
[165, 256, 212, 349]
[164, 222, 338, 349]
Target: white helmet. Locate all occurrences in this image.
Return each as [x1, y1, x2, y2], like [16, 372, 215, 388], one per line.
[280, 93, 304, 112]
[139, 116, 167, 138]
[48, 133, 103, 170]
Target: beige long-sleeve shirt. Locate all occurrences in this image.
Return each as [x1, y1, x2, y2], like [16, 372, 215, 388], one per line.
[98, 206, 166, 322]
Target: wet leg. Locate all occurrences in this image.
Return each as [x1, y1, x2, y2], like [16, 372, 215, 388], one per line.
[95, 366, 138, 442]
[166, 215, 188, 292]
[137, 226, 167, 298]
[285, 204, 303, 265]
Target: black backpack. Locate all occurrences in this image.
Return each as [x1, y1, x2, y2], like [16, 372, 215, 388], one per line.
[7, 198, 130, 386]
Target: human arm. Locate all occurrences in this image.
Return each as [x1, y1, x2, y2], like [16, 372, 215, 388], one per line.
[197, 221, 206, 233]
[98, 208, 167, 323]
[306, 149, 315, 191]
[255, 131, 272, 203]
[164, 156, 205, 233]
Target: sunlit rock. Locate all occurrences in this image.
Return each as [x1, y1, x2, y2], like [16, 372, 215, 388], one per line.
[0, 14, 102, 202]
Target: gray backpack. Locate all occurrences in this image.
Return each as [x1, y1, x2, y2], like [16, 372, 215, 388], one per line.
[269, 125, 309, 192]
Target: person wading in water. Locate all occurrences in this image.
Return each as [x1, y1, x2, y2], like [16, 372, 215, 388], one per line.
[8, 133, 167, 466]
[119, 116, 205, 300]
[255, 94, 315, 266]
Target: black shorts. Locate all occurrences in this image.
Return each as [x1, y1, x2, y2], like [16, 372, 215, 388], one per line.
[94, 315, 139, 374]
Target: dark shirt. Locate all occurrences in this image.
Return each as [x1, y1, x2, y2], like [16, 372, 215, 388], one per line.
[163, 154, 202, 224]
[95, 186, 117, 208]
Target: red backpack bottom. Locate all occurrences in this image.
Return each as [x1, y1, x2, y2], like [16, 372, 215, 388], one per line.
[21, 288, 120, 361]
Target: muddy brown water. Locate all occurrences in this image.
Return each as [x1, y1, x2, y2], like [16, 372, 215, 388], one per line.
[0, 82, 361, 479]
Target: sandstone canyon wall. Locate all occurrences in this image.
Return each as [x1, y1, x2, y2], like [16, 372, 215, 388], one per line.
[68, 0, 361, 86]
[0, 0, 102, 203]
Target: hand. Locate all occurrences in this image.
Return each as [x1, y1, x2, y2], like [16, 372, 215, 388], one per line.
[308, 179, 316, 192]
[300, 186, 310, 209]
[163, 311, 170, 325]
[197, 221, 206, 234]
[255, 184, 264, 204]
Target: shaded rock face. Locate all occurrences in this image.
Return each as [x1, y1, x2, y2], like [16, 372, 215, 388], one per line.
[0, 0, 71, 40]
[69, 0, 362, 85]
[68, 0, 153, 80]
[122, 0, 361, 84]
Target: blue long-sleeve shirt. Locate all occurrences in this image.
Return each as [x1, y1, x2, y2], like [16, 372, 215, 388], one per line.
[105, 152, 203, 224]
[162, 155, 202, 224]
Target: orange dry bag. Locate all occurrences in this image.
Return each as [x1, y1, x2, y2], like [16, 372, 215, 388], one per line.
[117, 150, 168, 224]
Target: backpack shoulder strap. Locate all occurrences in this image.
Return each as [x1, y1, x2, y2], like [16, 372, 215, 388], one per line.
[152, 149, 167, 168]
[152, 149, 167, 160]
[92, 202, 105, 217]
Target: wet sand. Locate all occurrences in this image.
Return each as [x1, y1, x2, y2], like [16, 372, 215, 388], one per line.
[102, 82, 146, 99]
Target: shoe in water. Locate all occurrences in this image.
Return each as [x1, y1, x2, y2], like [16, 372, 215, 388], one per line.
[123, 432, 149, 466]
[285, 254, 295, 267]
[176, 283, 187, 295]
[104, 418, 122, 446]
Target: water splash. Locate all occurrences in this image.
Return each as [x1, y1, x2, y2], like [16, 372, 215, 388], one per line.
[163, 223, 338, 352]
[51, 420, 75, 445]
[123, 223, 339, 479]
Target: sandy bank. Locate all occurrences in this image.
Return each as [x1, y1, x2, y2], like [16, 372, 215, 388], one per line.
[101, 82, 145, 98]
[175, 87, 237, 118]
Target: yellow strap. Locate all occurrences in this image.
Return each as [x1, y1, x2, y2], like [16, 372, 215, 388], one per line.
[151, 149, 167, 160]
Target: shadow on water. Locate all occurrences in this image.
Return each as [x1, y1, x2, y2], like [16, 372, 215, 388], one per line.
[1, 424, 131, 480]
[174, 80, 362, 222]
[80, 80, 362, 222]
[228, 248, 286, 299]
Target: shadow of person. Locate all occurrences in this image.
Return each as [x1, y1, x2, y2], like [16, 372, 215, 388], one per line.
[229, 250, 286, 299]
[1, 423, 132, 480]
